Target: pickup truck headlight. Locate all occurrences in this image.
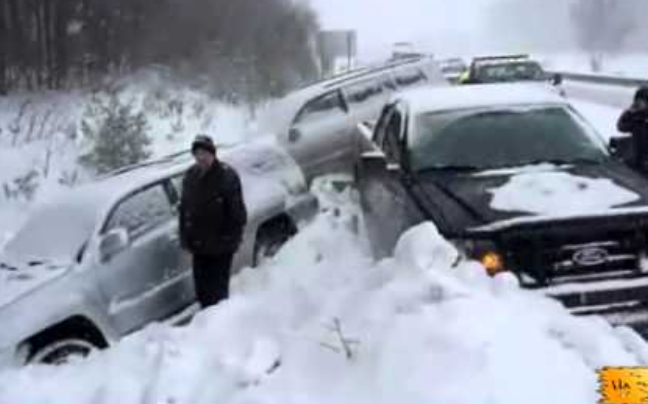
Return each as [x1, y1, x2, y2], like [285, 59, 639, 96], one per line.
[454, 239, 507, 276]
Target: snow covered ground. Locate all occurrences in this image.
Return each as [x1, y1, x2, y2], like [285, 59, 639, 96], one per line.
[1, 180, 647, 404]
[538, 52, 648, 79]
[0, 71, 252, 251]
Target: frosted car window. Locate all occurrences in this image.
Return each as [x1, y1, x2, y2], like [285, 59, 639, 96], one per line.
[106, 184, 173, 237]
[345, 79, 384, 105]
[293, 91, 346, 125]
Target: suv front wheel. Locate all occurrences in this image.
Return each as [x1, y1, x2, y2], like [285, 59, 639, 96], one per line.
[28, 338, 98, 365]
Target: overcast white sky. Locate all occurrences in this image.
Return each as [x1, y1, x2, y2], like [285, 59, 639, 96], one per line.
[307, 0, 499, 60]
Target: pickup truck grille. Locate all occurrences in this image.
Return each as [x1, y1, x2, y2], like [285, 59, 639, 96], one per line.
[491, 222, 648, 330]
[508, 230, 646, 287]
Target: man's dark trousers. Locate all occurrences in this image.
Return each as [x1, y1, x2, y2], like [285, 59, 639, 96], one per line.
[192, 253, 234, 308]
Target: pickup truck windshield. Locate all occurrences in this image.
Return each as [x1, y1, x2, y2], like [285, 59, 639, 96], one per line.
[409, 106, 609, 171]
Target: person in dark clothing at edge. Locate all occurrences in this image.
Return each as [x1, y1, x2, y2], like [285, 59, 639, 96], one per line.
[618, 86, 648, 172]
[179, 134, 248, 309]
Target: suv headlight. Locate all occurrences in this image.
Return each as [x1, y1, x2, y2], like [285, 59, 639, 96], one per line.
[0, 345, 18, 370]
[453, 239, 507, 276]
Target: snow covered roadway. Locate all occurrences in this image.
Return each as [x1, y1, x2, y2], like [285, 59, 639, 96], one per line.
[1, 178, 648, 404]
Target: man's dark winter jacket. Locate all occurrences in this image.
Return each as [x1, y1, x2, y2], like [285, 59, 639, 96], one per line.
[617, 108, 648, 169]
[179, 162, 247, 256]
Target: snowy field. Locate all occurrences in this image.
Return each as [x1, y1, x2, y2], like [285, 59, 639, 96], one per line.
[1, 180, 648, 404]
[0, 78, 644, 403]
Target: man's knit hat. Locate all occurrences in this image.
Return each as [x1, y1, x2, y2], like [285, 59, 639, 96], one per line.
[191, 134, 216, 155]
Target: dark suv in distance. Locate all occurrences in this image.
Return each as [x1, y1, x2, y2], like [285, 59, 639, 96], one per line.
[355, 83, 648, 333]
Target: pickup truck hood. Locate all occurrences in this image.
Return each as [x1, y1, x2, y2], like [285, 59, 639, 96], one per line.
[0, 259, 70, 309]
[416, 162, 648, 232]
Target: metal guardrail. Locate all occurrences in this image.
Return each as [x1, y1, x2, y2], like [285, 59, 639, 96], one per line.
[548, 70, 648, 88]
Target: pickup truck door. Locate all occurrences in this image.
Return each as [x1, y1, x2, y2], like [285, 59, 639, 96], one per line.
[356, 103, 413, 258]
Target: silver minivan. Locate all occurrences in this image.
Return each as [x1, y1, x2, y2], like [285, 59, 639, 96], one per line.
[258, 56, 450, 183]
[0, 137, 317, 367]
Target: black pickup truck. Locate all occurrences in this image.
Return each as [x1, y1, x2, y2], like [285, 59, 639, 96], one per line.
[355, 83, 648, 332]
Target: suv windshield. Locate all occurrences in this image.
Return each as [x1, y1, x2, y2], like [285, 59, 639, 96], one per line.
[4, 201, 98, 264]
[409, 105, 609, 171]
[475, 62, 545, 82]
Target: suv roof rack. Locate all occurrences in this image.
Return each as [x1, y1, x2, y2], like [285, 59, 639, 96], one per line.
[292, 55, 428, 92]
[322, 55, 428, 89]
[97, 149, 194, 180]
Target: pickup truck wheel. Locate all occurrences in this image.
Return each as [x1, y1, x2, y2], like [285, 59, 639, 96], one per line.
[29, 338, 97, 365]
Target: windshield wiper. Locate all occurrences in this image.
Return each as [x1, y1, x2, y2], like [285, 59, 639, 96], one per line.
[524, 157, 602, 166]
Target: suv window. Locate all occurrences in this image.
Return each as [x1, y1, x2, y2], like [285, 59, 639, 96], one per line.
[394, 68, 427, 87]
[383, 109, 405, 163]
[381, 74, 397, 91]
[293, 91, 346, 125]
[105, 184, 174, 238]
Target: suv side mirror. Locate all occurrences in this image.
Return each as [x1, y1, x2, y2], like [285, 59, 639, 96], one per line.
[99, 228, 130, 263]
[551, 73, 563, 86]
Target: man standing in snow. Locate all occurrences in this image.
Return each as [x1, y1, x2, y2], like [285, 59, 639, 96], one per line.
[179, 134, 247, 309]
[617, 86, 648, 172]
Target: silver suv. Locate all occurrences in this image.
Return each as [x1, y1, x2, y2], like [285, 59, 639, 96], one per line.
[0, 138, 317, 367]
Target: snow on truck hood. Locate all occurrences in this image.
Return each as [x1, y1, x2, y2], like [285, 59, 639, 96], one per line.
[0, 180, 646, 404]
[489, 170, 640, 216]
[418, 162, 648, 234]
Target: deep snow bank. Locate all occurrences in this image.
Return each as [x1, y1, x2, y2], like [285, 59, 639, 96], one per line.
[1, 180, 647, 404]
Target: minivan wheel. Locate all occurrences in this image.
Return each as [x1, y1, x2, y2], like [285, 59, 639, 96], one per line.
[29, 338, 97, 365]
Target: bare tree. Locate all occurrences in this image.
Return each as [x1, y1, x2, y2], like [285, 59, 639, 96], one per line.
[1, 0, 321, 99]
[571, 0, 635, 56]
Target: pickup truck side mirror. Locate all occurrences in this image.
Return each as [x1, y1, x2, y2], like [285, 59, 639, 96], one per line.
[360, 150, 402, 174]
[609, 136, 634, 162]
[99, 228, 130, 263]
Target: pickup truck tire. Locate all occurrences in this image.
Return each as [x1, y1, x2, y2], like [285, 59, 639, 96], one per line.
[29, 338, 97, 365]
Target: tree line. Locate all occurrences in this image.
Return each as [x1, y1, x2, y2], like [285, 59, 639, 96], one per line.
[0, 0, 321, 101]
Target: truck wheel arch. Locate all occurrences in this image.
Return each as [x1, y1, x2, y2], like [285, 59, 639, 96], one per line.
[21, 316, 109, 364]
